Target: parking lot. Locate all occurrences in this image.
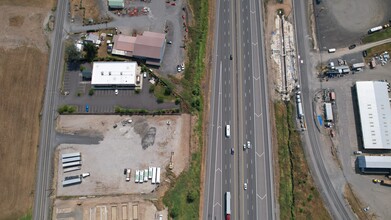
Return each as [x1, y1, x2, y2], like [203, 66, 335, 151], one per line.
[314, 0, 391, 49]
[316, 62, 391, 218]
[55, 115, 190, 196]
[60, 69, 178, 113]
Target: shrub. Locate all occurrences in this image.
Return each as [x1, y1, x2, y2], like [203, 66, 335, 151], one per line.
[149, 85, 155, 93]
[88, 88, 94, 96]
[157, 97, 164, 103]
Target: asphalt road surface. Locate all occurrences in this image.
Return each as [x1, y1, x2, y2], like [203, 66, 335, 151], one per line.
[32, 0, 68, 219]
[293, 0, 355, 219]
[203, 0, 274, 219]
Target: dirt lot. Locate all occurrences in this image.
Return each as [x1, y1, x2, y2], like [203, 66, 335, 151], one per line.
[53, 195, 168, 220]
[314, 0, 391, 49]
[0, 0, 53, 219]
[55, 115, 190, 196]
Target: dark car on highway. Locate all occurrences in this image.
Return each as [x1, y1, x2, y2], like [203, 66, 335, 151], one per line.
[349, 44, 356, 50]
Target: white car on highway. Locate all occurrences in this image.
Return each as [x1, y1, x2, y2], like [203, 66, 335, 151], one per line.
[244, 183, 247, 190]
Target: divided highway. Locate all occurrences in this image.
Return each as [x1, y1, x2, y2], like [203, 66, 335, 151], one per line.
[33, 0, 68, 219]
[203, 0, 274, 219]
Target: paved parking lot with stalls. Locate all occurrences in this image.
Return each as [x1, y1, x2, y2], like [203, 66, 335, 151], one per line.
[55, 115, 190, 197]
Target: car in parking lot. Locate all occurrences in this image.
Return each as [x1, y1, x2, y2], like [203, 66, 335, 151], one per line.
[362, 50, 368, 57]
[85, 104, 89, 112]
[349, 44, 356, 50]
[243, 144, 246, 151]
[115, 89, 118, 95]
[180, 63, 185, 71]
[243, 183, 247, 190]
[373, 178, 381, 183]
[230, 54, 233, 60]
[247, 141, 251, 149]
[177, 65, 182, 72]
[231, 148, 234, 155]
[354, 151, 362, 155]
[143, 72, 147, 78]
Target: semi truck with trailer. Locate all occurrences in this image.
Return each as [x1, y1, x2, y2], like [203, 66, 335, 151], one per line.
[61, 152, 81, 159]
[225, 192, 231, 220]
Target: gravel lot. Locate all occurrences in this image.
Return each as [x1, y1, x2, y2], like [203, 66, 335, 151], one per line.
[320, 63, 391, 219]
[53, 195, 168, 220]
[55, 114, 190, 196]
[314, 0, 391, 49]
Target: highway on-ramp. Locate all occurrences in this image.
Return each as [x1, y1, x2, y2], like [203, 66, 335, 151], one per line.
[33, 0, 68, 219]
[203, 0, 275, 219]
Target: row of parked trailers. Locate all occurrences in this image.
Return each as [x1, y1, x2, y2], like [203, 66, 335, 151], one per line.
[62, 152, 83, 186]
[135, 167, 161, 184]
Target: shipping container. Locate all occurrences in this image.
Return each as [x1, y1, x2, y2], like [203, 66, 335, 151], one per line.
[62, 177, 82, 187]
[62, 156, 81, 163]
[156, 167, 161, 184]
[62, 152, 81, 159]
[139, 170, 144, 183]
[152, 167, 157, 184]
[135, 170, 140, 183]
[62, 161, 82, 168]
[63, 166, 81, 173]
[144, 169, 148, 182]
[148, 167, 153, 179]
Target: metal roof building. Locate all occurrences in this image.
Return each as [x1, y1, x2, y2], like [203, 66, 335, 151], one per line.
[111, 31, 166, 66]
[356, 81, 391, 149]
[91, 62, 140, 88]
[357, 156, 391, 174]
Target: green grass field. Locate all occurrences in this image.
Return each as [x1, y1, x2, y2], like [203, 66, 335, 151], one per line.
[362, 28, 391, 44]
[162, 0, 208, 218]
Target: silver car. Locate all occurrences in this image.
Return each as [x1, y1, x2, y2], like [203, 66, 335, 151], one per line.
[247, 141, 251, 149]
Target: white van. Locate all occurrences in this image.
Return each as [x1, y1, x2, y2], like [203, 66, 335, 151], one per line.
[225, 125, 231, 138]
[328, 48, 336, 53]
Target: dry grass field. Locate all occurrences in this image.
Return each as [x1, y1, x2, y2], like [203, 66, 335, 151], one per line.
[0, 0, 53, 219]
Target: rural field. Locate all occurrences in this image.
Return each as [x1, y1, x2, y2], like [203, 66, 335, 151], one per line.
[0, 0, 53, 219]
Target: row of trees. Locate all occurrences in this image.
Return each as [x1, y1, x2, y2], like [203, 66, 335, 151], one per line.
[65, 42, 97, 62]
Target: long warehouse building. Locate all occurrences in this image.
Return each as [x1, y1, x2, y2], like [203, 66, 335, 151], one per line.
[357, 156, 391, 174]
[356, 81, 391, 149]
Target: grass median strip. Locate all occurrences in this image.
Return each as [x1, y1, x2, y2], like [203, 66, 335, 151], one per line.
[275, 102, 331, 219]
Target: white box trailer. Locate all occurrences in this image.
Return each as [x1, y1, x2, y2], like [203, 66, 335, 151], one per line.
[62, 156, 81, 163]
[156, 167, 161, 184]
[62, 161, 82, 168]
[63, 166, 81, 173]
[148, 167, 152, 179]
[352, 62, 365, 69]
[62, 177, 82, 187]
[62, 152, 81, 159]
[139, 170, 144, 183]
[144, 169, 148, 182]
[152, 167, 157, 184]
[135, 170, 140, 183]
[324, 103, 333, 122]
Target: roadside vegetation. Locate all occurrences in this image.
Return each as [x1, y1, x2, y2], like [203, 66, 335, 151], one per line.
[362, 28, 391, 44]
[162, 0, 209, 218]
[365, 42, 391, 62]
[58, 105, 77, 114]
[275, 102, 331, 219]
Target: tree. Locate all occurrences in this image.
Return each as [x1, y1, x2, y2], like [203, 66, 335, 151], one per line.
[65, 43, 81, 62]
[84, 42, 98, 62]
[164, 86, 172, 96]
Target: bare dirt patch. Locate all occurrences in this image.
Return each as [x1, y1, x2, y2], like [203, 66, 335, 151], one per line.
[70, 0, 102, 24]
[0, 47, 48, 219]
[0, 5, 52, 52]
[9, 15, 25, 27]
